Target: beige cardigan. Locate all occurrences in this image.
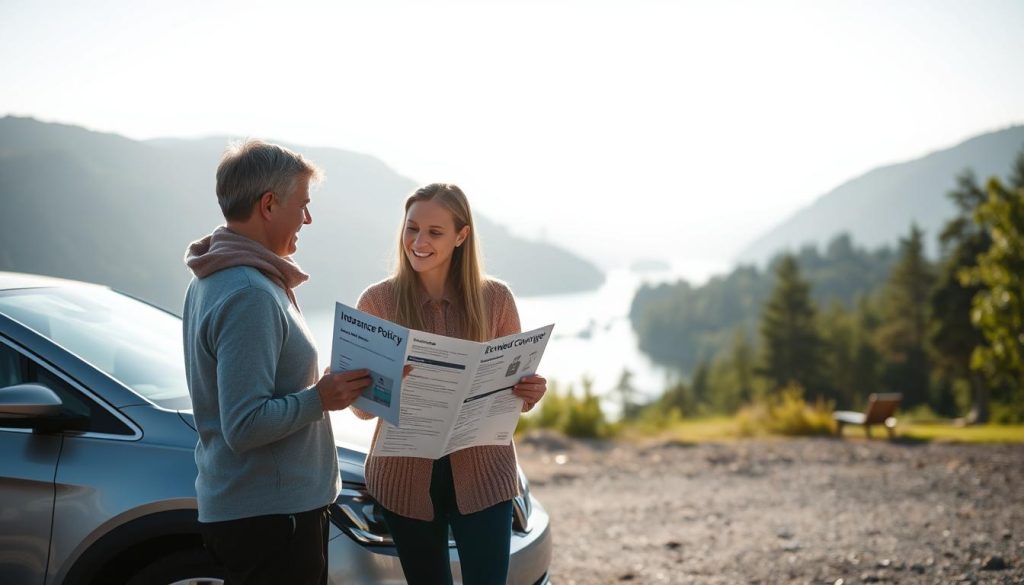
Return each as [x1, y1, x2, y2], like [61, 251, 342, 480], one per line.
[353, 278, 524, 520]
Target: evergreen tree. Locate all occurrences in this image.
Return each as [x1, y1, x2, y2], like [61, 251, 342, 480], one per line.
[705, 332, 756, 414]
[930, 170, 991, 421]
[660, 374, 697, 416]
[819, 301, 856, 406]
[875, 225, 935, 408]
[727, 328, 756, 405]
[963, 165, 1024, 419]
[613, 368, 641, 420]
[757, 255, 825, 396]
[690, 360, 710, 407]
[850, 296, 882, 408]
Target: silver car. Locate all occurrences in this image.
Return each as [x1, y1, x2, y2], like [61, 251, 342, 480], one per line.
[0, 272, 552, 585]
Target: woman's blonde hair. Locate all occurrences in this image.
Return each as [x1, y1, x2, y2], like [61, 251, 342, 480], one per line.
[393, 183, 488, 342]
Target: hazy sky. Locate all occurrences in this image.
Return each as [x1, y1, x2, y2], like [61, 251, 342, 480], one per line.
[3, 0, 1023, 280]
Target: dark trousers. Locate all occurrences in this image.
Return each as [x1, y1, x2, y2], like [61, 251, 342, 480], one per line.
[382, 455, 513, 585]
[200, 506, 329, 585]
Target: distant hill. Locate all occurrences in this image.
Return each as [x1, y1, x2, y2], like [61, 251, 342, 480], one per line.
[737, 125, 1024, 265]
[0, 116, 604, 312]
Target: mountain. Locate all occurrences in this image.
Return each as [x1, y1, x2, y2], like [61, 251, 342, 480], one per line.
[0, 116, 604, 312]
[736, 125, 1024, 265]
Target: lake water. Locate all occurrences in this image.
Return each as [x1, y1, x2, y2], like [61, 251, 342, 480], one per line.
[307, 264, 719, 418]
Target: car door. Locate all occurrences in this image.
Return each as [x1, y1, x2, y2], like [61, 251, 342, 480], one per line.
[0, 340, 60, 585]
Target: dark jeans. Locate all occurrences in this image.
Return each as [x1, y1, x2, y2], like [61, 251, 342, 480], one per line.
[382, 455, 513, 585]
[200, 506, 329, 585]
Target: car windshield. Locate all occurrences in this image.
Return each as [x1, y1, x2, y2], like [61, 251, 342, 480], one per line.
[0, 286, 190, 409]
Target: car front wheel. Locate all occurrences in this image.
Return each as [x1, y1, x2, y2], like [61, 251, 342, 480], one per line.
[125, 548, 225, 585]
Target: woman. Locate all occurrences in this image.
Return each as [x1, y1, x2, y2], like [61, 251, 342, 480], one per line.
[352, 183, 547, 585]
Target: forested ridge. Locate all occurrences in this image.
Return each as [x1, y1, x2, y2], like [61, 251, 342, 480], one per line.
[630, 152, 1024, 423]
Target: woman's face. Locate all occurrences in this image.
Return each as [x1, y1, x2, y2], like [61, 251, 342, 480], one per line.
[403, 199, 470, 278]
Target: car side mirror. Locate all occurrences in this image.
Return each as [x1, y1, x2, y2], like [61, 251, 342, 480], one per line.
[0, 383, 85, 431]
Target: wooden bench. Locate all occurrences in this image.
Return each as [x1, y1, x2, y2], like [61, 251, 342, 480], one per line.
[833, 393, 901, 439]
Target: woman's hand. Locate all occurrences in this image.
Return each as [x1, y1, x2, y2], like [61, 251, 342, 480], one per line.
[513, 374, 547, 412]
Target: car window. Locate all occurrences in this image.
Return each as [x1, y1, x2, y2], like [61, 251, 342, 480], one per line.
[0, 341, 132, 435]
[0, 287, 190, 410]
[0, 342, 28, 388]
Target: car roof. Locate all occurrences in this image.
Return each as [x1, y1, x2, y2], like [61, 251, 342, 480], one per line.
[0, 271, 108, 292]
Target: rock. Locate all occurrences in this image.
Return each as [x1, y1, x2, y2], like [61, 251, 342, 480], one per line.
[876, 559, 891, 568]
[859, 572, 880, 582]
[618, 573, 635, 581]
[909, 563, 926, 574]
[981, 555, 1008, 571]
[664, 541, 681, 550]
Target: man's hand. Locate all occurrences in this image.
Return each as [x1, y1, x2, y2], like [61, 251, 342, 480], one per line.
[513, 374, 547, 412]
[316, 368, 372, 411]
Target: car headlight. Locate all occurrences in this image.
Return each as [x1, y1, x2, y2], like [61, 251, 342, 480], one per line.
[329, 485, 395, 546]
[513, 467, 533, 534]
[330, 484, 458, 547]
[331, 470, 535, 545]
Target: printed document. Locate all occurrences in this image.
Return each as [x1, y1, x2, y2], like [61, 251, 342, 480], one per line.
[330, 302, 554, 459]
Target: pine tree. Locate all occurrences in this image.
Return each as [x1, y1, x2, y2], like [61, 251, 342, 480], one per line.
[728, 328, 756, 405]
[962, 163, 1024, 419]
[613, 368, 640, 420]
[819, 301, 856, 407]
[661, 374, 697, 416]
[930, 170, 991, 421]
[850, 296, 882, 408]
[875, 225, 934, 408]
[758, 255, 825, 396]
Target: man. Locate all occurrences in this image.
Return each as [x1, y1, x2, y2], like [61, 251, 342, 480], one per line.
[183, 139, 369, 584]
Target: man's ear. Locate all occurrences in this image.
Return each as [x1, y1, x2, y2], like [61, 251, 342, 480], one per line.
[257, 191, 275, 220]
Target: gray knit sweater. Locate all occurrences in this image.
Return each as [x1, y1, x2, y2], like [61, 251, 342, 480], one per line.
[183, 265, 338, 522]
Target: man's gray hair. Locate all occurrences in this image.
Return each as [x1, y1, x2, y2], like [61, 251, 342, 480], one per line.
[215, 139, 323, 221]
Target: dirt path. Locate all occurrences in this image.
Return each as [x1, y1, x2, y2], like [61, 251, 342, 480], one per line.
[515, 433, 1024, 584]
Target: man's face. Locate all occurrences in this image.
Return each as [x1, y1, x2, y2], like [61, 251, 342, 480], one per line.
[266, 176, 312, 257]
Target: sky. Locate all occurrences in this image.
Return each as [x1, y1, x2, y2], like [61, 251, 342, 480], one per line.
[2, 0, 1023, 282]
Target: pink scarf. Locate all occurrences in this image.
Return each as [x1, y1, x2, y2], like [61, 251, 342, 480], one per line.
[184, 226, 309, 309]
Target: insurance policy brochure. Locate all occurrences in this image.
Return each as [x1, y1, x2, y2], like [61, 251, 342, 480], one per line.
[330, 302, 554, 459]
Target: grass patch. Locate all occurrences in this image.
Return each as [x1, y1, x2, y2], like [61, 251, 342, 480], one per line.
[898, 423, 1024, 443]
[617, 416, 740, 442]
[655, 416, 740, 442]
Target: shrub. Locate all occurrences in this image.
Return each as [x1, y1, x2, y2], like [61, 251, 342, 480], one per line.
[991, 400, 1024, 424]
[534, 382, 569, 430]
[562, 382, 609, 438]
[626, 403, 685, 435]
[736, 384, 834, 436]
[515, 378, 614, 438]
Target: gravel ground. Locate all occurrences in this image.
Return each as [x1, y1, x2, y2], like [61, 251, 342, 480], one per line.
[515, 432, 1024, 585]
